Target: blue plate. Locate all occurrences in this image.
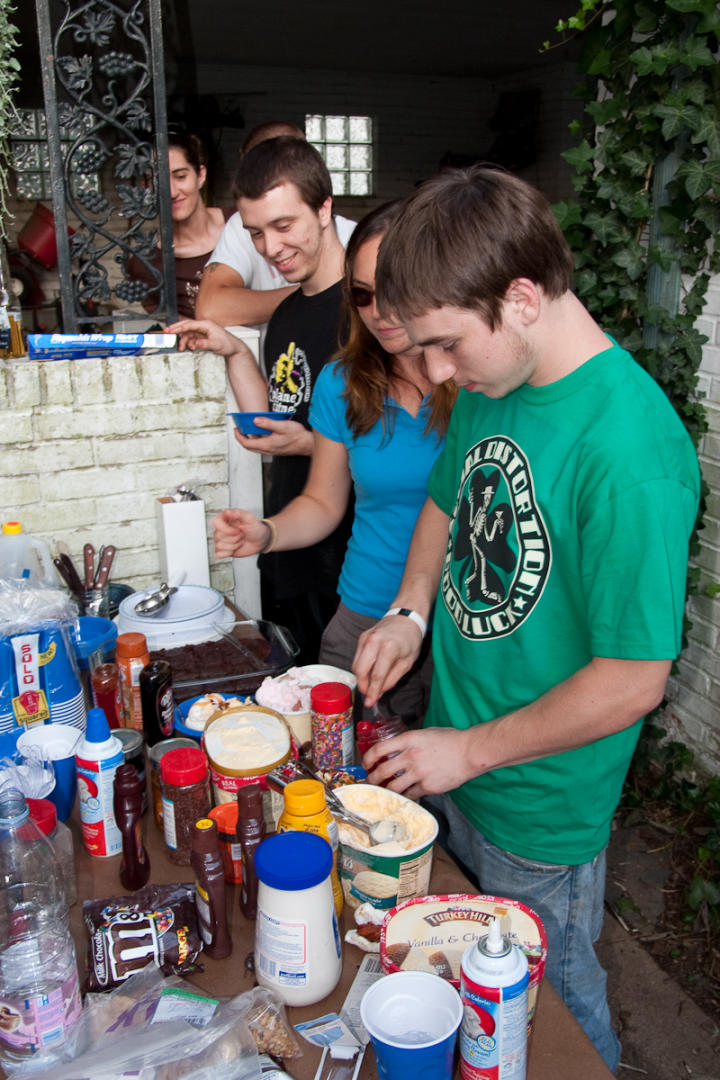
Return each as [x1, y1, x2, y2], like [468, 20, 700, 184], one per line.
[174, 693, 253, 739]
[228, 411, 296, 436]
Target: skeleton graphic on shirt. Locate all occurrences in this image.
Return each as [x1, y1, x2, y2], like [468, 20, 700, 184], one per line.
[442, 437, 550, 639]
[467, 481, 506, 602]
[453, 468, 515, 606]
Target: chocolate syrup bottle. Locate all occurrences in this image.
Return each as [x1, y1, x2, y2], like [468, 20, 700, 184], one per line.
[191, 818, 232, 959]
[113, 763, 151, 891]
[237, 784, 265, 919]
[140, 660, 175, 747]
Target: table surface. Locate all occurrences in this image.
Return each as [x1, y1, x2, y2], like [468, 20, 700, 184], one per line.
[60, 809, 615, 1080]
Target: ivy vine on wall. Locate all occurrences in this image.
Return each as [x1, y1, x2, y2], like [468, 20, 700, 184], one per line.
[546, 0, 720, 455]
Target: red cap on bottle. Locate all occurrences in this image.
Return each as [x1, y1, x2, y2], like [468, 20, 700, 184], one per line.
[27, 797, 57, 835]
[310, 681, 352, 713]
[160, 746, 208, 785]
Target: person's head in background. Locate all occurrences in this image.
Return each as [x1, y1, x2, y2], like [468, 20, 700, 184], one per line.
[167, 129, 209, 225]
[339, 200, 457, 438]
[241, 120, 304, 155]
[232, 136, 337, 288]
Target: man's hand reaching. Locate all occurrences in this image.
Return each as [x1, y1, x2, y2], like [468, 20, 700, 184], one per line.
[352, 614, 424, 708]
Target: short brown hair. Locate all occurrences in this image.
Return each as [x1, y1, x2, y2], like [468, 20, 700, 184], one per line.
[241, 121, 304, 154]
[376, 165, 574, 329]
[232, 136, 331, 211]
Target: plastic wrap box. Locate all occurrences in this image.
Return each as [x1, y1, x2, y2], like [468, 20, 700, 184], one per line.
[28, 333, 177, 361]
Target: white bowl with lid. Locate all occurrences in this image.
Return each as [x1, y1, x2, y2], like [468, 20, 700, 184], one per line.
[114, 585, 234, 648]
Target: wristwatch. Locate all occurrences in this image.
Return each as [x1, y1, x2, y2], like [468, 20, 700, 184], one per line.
[383, 607, 428, 637]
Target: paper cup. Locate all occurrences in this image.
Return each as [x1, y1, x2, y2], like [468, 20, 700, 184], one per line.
[17, 723, 82, 821]
[360, 971, 462, 1080]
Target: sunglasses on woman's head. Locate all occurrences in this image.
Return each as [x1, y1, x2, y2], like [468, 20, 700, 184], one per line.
[349, 285, 375, 308]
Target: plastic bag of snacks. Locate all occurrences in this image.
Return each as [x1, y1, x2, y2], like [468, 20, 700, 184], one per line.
[24, 966, 260, 1080]
[232, 985, 303, 1060]
[83, 884, 203, 991]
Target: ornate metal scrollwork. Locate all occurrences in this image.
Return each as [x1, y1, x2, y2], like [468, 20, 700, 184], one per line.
[35, 0, 176, 331]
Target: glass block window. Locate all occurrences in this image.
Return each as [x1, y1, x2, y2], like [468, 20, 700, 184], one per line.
[306, 114, 373, 196]
[11, 108, 101, 201]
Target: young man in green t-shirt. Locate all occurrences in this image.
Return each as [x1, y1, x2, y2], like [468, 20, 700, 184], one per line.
[353, 166, 700, 1072]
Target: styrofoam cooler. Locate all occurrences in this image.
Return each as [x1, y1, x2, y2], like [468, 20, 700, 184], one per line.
[0, 621, 86, 757]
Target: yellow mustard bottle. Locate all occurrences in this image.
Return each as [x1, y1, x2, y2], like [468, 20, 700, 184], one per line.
[277, 779, 344, 917]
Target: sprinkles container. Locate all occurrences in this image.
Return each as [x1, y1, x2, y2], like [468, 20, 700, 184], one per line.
[311, 681, 353, 769]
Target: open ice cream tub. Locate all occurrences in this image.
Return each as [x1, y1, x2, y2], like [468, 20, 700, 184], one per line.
[255, 663, 357, 747]
[202, 702, 294, 827]
[335, 784, 438, 910]
[380, 893, 548, 1033]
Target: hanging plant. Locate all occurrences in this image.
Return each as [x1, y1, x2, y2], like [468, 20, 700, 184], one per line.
[545, 0, 720, 452]
[0, 0, 20, 242]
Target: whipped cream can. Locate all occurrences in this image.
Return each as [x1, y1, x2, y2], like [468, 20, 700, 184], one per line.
[459, 917, 528, 1080]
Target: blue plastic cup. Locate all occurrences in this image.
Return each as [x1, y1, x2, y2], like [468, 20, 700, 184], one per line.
[17, 723, 82, 822]
[360, 971, 463, 1080]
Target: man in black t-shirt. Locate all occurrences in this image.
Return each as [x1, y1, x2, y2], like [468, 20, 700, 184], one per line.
[169, 138, 354, 662]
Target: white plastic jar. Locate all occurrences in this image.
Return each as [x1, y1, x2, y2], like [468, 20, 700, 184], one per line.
[254, 831, 342, 1006]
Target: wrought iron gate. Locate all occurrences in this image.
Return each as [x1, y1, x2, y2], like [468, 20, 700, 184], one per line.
[35, 0, 177, 331]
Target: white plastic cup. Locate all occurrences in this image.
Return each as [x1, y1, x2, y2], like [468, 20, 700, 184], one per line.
[360, 971, 463, 1080]
[17, 723, 82, 821]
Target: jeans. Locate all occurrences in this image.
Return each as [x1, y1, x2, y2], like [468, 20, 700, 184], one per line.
[423, 792, 621, 1074]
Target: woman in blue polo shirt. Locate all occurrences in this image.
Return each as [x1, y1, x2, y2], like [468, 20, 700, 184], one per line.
[213, 202, 457, 721]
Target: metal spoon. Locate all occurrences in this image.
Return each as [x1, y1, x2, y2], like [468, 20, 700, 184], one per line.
[133, 582, 177, 616]
[269, 763, 409, 846]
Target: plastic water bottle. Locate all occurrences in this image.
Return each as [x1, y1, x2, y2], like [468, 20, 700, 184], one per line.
[0, 789, 82, 1068]
[0, 521, 54, 583]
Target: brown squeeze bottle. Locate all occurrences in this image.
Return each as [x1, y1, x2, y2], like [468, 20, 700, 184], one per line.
[139, 659, 175, 747]
[191, 818, 232, 960]
[113, 763, 151, 891]
[236, 784, 265, 919]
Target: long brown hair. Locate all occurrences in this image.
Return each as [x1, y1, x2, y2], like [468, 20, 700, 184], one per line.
[336, 201, 457, 439]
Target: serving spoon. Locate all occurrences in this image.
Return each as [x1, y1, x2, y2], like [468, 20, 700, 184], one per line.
[133, 582, 178, 616]
[268, 762, 409, 846]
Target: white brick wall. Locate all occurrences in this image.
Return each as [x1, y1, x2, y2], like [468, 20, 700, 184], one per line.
[0, 350, 235, 597]
[660, 275, 720, 771]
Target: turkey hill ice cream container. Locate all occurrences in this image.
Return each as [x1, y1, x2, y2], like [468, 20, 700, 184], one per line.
[380, 893, 547, 1033]
[335, 784, 438, 910]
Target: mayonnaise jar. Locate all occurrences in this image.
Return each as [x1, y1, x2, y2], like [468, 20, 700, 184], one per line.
[254, 831, 342, 1006]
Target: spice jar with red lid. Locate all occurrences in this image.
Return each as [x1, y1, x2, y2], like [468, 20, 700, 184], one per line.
[311, 682, 354, 769]
[160, 747, 210, 865]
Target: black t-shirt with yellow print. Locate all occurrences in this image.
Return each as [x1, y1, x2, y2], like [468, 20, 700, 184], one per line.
[260, 280, 353, 600]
